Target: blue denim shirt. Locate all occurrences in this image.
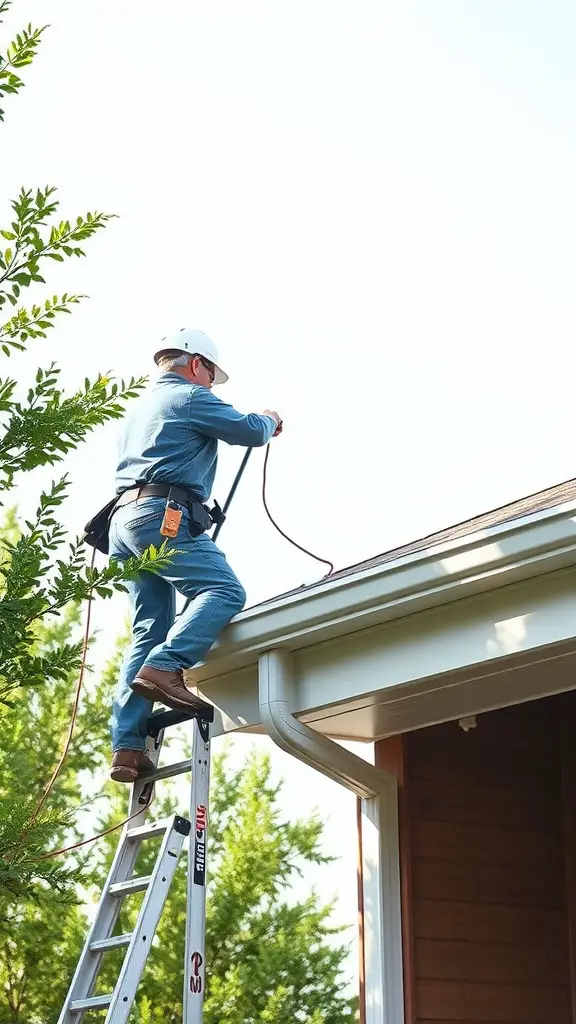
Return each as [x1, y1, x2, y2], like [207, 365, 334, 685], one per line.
[115, 373, 276, 501]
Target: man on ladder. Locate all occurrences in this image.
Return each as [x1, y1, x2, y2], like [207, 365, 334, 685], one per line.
[108, 327, 282, 783]
[58, 328, 282, 1023]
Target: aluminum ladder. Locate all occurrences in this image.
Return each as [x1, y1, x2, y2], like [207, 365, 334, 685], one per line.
[58, 704, 214, 1023]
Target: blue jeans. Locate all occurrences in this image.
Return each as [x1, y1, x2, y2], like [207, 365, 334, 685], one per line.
[109, 496, 246, 751]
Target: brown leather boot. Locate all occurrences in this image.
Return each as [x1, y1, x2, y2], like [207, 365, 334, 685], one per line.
[131, 665, 214, 718]
[110, 749, 155, 783]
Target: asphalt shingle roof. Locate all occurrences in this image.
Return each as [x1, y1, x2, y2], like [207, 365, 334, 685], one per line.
[261, 477, 576, 605]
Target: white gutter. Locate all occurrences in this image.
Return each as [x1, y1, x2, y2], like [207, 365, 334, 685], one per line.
[259, 649, 404, 1024]
[197, 500, 576, 684]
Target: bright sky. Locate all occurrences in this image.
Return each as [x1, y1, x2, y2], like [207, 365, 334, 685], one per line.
[4, 0, 576, 999]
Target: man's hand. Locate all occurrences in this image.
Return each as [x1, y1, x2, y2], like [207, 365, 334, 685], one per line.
[263, 410, 283, 436]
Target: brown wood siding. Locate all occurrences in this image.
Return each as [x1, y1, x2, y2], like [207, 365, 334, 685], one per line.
[560, 694, 576, 1020]
[378, 696, 574, 1024]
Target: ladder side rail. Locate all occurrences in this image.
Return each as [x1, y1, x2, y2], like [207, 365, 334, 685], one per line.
[57, 820, 148, 1023]
[128, 724, 166, 822]
[183, 717, 212, 1023]
[105, 815, 190, 1023]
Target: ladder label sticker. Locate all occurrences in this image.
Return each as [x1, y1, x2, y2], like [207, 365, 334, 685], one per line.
[189, 951, 203, 993]
[193, 804, 207, 886]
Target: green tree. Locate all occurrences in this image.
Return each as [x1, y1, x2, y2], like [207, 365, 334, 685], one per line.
[0, 610, 123, 1021]
[0, 631, 358, 1023]
[0, 0, 168, 903]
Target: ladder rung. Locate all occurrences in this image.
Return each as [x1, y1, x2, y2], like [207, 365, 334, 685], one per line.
[70, 993, 112, 1012]
[89, 932, 133, 952]
[140, 758, 193, 783]
[109, 875, 151, 897]
[126, 820, 168, 841]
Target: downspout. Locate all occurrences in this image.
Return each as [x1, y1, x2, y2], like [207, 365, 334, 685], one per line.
[357, 796, 367, 1024]
[258, 649, 405, 1024]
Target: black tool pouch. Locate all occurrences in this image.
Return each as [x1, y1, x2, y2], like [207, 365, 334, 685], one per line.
[83, 496, 119, 554]
[188, 501, 214, 538]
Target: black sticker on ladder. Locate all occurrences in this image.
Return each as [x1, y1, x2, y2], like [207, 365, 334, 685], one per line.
[197, 717, 210, 744]
[193, 803, 207, 886]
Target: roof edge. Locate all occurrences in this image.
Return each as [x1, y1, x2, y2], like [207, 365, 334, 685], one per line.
[191, 496, 576, 686]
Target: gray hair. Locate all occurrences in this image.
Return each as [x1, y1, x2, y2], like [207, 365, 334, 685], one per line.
[156, 349, 193, 372]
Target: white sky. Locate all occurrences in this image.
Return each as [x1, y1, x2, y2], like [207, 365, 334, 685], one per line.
[4, 0, 576, 998]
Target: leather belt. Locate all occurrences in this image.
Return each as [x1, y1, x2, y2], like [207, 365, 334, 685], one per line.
[116, 483, 201, 508]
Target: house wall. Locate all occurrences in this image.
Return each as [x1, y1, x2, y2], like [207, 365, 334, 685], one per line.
[376, 694, 576, 1024]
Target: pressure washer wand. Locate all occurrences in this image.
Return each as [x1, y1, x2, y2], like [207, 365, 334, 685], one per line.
[211, 447, 254, 543]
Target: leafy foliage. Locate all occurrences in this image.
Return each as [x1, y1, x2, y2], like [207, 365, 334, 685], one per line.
[0, 800, 76, 905]
[0, 623, 121, 1015]
[0, 291, 84, 351]
[0, 6, 170, 713]
[0, 3, 169, 903]
[0, 365, 147, 487]
[0, 1, 47, 122]
[0, 185, 116, 312]
[0, 489, 171, 705]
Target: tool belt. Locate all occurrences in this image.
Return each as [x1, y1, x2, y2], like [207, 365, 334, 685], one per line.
[83, 483, 225, 555]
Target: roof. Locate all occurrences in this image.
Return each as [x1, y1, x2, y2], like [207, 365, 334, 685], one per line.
[260, 476, 576, 605]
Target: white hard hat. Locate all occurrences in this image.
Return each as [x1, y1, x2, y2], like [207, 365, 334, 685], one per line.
[154, 328, 228, 385]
